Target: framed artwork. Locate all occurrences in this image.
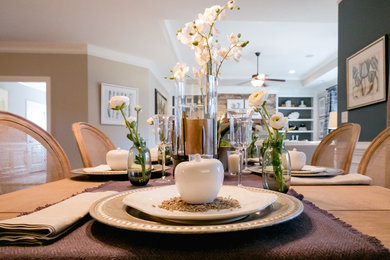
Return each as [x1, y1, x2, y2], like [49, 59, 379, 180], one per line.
[318, 96, 326, 117]
[318, 117, 326, 139]
[346, 36, 386, 110]
[155, 89, 168, 115]
[227, 99, 244, 110]
[101, 83, 138, 125]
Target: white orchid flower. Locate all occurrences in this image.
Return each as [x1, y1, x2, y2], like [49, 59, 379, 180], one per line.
[109, 96, 129, 110]
[270, 112, 288, 130]
[227, 0, 235, 9]
[192, 67, 203, 78]
[248, 90, 269, 108]
[229, 33, 239, 45]
[194, 19, 207, 34]
[217, 47, 228, 58]
[173, 62, 189, 80]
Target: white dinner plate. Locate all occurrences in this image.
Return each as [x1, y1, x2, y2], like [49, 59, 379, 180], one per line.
[72, 165, 168, 176]
[89, 186, 304, 234]
[122, 185, 278, 222]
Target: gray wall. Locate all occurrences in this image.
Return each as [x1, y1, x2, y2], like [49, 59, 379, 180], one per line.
[87, 56, 168, 168]
[0, 53, 168, 169]
[338, 0, 389, 140]
[0, 53, 89, 168]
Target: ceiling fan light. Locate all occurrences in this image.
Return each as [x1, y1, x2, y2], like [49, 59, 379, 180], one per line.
[251, 78, 264, 87]
[258, 73, 266, 80]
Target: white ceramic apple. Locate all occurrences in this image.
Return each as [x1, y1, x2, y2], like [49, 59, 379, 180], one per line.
[175, 154, 224, 204]
[106, 148, 129, 170]
[288, 148, 306, 171]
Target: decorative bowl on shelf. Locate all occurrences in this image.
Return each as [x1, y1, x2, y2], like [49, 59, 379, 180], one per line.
[288, 112, 300, 119]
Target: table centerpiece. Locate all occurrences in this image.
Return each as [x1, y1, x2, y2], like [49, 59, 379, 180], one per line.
[248, 89, 292, 193]
[110, 96, 151, 186]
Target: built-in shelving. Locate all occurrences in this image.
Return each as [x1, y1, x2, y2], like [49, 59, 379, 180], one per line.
[277, 97, 314, 141]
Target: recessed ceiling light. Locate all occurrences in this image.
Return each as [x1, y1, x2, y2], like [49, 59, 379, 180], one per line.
[305, 54, 314, 58]
[289, 70, 296, 74]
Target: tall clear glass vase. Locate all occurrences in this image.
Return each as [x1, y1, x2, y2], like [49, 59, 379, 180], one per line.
[262, 143, 291, 193]
[172, 74, 218, 170]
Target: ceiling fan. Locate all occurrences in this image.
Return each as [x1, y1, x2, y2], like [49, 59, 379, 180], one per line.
[246, 52, 286, 87]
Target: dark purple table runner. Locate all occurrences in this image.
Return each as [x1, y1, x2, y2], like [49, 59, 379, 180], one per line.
[1, 173, 390, 259]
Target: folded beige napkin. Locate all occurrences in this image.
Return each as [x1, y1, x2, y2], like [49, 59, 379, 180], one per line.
[0, 191, 117, 245]
[83, 164, 112, 173]
[291, 173, 372, 185]
[300, 165, 327, 173]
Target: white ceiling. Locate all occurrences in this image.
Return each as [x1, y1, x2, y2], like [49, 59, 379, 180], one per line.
[0, 0, 338, 90]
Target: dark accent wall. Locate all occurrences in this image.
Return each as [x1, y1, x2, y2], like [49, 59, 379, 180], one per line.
[338, 0, 390, 141]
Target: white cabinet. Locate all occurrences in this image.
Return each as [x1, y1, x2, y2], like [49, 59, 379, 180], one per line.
[277, 97, 314, 141]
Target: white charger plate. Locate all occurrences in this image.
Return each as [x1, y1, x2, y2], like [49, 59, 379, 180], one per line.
[122, 185, 278, 222]
[89, 186, 303, 234]
[72, 165, 168, 176]
[248, 165, 344, 177]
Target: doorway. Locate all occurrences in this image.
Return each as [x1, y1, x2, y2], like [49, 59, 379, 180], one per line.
[0, 76, 50, 131]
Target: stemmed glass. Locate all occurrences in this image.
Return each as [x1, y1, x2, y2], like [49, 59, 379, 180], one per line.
[228, 109, 253, 185]
[153, 115, 174, 183]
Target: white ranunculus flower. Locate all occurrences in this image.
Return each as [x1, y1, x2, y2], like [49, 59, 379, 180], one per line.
[269, 112, 288, 130]
[134, 105, 142, 112]
[146, 117, 154, 125]
[248, 90, 268, 108]
[110, 96, 129, 110]
[123, 116, 136, 126]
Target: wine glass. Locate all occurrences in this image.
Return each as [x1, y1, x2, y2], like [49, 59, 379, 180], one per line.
[153, 115, 174, 183]
[228, 108, 253, 185]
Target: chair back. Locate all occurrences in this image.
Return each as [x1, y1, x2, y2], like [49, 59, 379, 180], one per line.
[72, 122, 115, 167]
[0, 111, 71, 194]
[357, 127, 390, 188]
[311, 123, 360, 173]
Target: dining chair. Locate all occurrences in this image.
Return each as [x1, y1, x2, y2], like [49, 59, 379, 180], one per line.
[72, 122, 115, 168]
[357, 127, 390, 188]
[311, 123, 361, 174]
[0, 111, 71, 194]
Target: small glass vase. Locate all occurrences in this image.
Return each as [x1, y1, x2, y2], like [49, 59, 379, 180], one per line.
[128, 145, 152, 186]
[262, 143, 291, 193]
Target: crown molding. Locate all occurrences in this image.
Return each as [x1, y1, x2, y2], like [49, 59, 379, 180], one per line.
[0, 41, 170, 91]
[0, 41, 87, 54]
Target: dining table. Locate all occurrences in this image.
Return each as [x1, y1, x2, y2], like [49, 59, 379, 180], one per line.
[1, 172, 390, 259]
